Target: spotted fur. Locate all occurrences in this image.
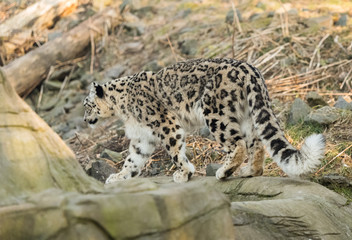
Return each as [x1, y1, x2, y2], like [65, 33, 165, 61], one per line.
[83, 58, 325, 183]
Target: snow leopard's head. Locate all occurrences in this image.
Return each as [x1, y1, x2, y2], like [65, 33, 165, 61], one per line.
[83, 82, 112, 125]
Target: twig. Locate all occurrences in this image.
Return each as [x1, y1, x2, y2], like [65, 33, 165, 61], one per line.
[254, 44, 287, 67]
[36, 66, 55, 111]
[55, 56, 87, 68]
[315, 143, 352, 175]
[261, 60, 279, 75]
[166, 35, 179, 62]
[231, 1, 242, 34]
[58, 65, 75, 97]
[308, 34, 330, 70]
[90, 21, 95, 74]
[340, 68, 352, 90]
[0, 52, 6, 66]
[40, 65, 76, 111]
[230, 1, 242, 58]
[334, 35, 348, 54]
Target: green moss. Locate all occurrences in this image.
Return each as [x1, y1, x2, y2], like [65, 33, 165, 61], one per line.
[285, 121, 325, 145]
[241, 17, 272, 31]
[326, 184, 352, 203]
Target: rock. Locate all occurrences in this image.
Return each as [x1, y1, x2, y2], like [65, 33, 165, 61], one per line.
[104, 64, 126, 79]
[334, 96, 352, 110]
[256, 2, 266, 10]
[61, 129, 77, 140]
[119, 42, 144, 54]
[206, 163, 222, 176]
[47, 30, 63, 41]
[287, 8, 298, 16]
[143, 60, 163, 72]
[116, 127, 125, 136]
[249, 13, 262, 22]
[320, 174, 352, 187]
[63, 101, 75, 112]
[123, 22, 145, 36]
[222, 177, 352, 240]
[267, 11, 275, 18]
[178, 39, 198, 56]
[307, 15, 333, 29]
[88, 160, 116, 182]
[52, 122, 70, 135]
[225, 9, 242, 24]
[334, 13, 348, 26]
[68, 79, 82, 90]
[174, 9, 192, 19]
[131, 6, 157, 18]
[288, 98, 312, 125]
[0, 178, 234, 240]
[306, 91, 327, 107]
[199, 126, 212, 138]
[0, 69, 101, 206]
[304, 106, 340, 125]
[152, 176, 352, 240]
[101, 149, 123, 162]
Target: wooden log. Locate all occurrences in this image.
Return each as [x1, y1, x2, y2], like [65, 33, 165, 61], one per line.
[1, 5, 123, 97]
[0, 69, 102, 206]
[0, 0, 78, 56]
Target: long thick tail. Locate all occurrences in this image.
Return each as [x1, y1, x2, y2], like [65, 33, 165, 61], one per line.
[278, 134, 325, 177]
[244, 63, 325, 177]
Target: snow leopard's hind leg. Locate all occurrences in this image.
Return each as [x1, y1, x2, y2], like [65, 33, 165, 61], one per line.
[203, 114, 248, 180]
[239, 137, 265, 177]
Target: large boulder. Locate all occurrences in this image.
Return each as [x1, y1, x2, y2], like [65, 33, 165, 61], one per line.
[153, 177, 352, 240]
[0, 178, 234, 240]
[0, 70, 102, 206]
[201, 177, 352, 240]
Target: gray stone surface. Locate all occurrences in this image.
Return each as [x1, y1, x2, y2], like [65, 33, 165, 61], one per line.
[206, 163, 222, 176]
[306, 91, 327, 107]
[307, 15, 333, 29]
[0, 178, 234, 240]
[152, 176, 352, 240]
[178, 39, 198, 56]
[88, 160, 116, 182]
[288, 98, 311, 124]
[104, 64, 126, 79]
[335, 13, 348, 26]
[304, 106, 340, 124]
[143, 60, 163, 72]
[334, 96, 352, 110]
[101, 149, 123, 162]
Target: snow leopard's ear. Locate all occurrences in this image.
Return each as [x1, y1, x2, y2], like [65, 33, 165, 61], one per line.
[92, 82, 104, 98]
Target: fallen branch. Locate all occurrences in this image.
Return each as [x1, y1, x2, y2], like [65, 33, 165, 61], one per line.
[0, 0, 78, 58]
[1, 5, 123, 97]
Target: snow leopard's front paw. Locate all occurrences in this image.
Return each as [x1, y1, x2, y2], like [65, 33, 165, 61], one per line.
[173, 170, 192, 183]
[173, 162, 195, 183]
[105, 169, 137, 184]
